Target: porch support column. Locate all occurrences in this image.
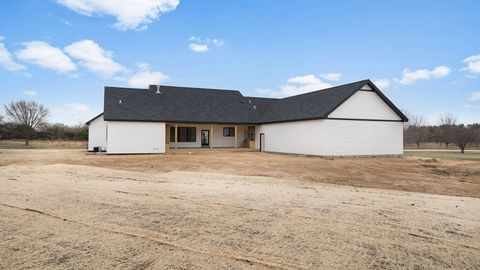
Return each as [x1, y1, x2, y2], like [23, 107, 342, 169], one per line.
[174, 124, 178, 149]
[234, 125, 238, 149]
[210, 125, 213, 149]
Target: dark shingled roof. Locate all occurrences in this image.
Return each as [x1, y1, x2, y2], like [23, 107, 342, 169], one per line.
[95, 79, 407, 125]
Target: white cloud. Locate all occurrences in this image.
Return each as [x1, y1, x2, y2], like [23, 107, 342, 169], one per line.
[16, 41, 76, 73]
[319, 73, 341, 81]
[373, 79, 390, 90]
[268, 74, 333, 98]
[50, 102, 91, 125]
[212, 38, 224, 47]
[462, 55, 480, 75]
[23, 90, 38, 96]
[188, 36, 223, 52]
[398, 66, 451, 85]
[61, 19, 73, 26]
[0, 41, 26, 71]
[467, 91, 480, 101]
[189, 43, 209, 52]
[127, 63, 169, 88]
[64, 39, 126, 78]
[464, 104, 480, 111]
[56, 0, 179, 31]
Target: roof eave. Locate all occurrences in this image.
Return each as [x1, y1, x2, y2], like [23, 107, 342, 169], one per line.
[365, 80, 409, 122]
[85, 112, 104, 125]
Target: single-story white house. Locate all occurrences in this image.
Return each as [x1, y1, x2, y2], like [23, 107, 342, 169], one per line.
[87, 79, 408, 156]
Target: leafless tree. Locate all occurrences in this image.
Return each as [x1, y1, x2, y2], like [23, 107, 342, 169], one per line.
[4, 100, 49, 145]
[401, 109, 411, 128]
[438, 113, 457, 148]
[407, 115, 427, 148]
[0, 114, 3, 123]
[454, 125, 474, 153]
[470, 124, 480, 148]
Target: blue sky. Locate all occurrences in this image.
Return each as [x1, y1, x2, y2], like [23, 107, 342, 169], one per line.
[0, 0, 479, 124]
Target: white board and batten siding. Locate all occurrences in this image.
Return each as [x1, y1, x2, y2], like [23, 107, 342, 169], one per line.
[256, 88, 404, 156]
[106, 121, 166, 154]
[87, 115, 107, 151]
[320, 120, 403, 155]
[328, 90, 401, 120]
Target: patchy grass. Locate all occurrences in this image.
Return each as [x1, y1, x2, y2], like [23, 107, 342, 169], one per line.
[404, 142, 480, 150]
[0, 140, 86, 149]
[404, 150, 480, 161]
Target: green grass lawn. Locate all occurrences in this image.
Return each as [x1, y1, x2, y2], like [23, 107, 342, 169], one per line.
[0, 140, 86, 149]
[404, 150, 480, 161]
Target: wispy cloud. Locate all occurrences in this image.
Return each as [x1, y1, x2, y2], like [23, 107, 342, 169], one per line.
[467, 91, 480, 101]
[0, 38, 27, 71]
[56, 0, 179, 31]
[259, 74, 333, 98]
[23, 90, 38, 96]
[462, 55, 480, 75]
[16, 41, 76, 73]
[127, 62, 169, 88]
[189, 43, 209, 52]
[319, 73, 341, 81]
[212, 38, 224, 47]
[188, 36, 224, 53]
[61, 19, 73, 26]
[373, 79, 390, 90]
[64, 39, 127, 78]
[397, 66, 451, 85]
[464, 104, 480, 111]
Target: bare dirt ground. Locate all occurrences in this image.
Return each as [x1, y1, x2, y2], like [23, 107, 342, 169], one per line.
[1, 149, 479, 269]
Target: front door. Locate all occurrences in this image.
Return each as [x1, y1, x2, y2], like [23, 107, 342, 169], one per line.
[201, 130, 210, 147]
[259, 133, 265, 152]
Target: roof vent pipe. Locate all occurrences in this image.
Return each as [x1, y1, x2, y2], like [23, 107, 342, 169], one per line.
[156, 85, 161, 94]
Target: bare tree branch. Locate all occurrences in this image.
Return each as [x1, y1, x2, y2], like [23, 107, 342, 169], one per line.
[4, 100, 49, 145]
[454, 125, 474, 153]
[438, 113, 457, 148]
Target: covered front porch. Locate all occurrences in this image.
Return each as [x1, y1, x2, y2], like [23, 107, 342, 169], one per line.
[165, 123, 257, 150]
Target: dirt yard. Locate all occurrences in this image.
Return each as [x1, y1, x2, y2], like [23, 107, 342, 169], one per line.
[1, 149, 479, 269]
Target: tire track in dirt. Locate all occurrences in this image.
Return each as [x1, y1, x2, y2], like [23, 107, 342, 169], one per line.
[2, 178, 479, 252]
[107, 189, 480, 250]
[0, 202, 305, 270]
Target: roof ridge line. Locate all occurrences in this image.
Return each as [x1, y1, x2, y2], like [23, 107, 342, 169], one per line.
[105, 86, 148, 91]
[151, 84, 241, 93]
[280, 79, 368, 100]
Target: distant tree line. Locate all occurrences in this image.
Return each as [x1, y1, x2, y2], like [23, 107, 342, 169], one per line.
[1, 100, 88, 144]
[404, 113, 480, 153]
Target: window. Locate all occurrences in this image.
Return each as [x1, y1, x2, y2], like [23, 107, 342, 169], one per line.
[247, 126, 255, 140]
[170, 127, 196, 142]
[223, 127, 235, 137]
[169, 127, 175, 142]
